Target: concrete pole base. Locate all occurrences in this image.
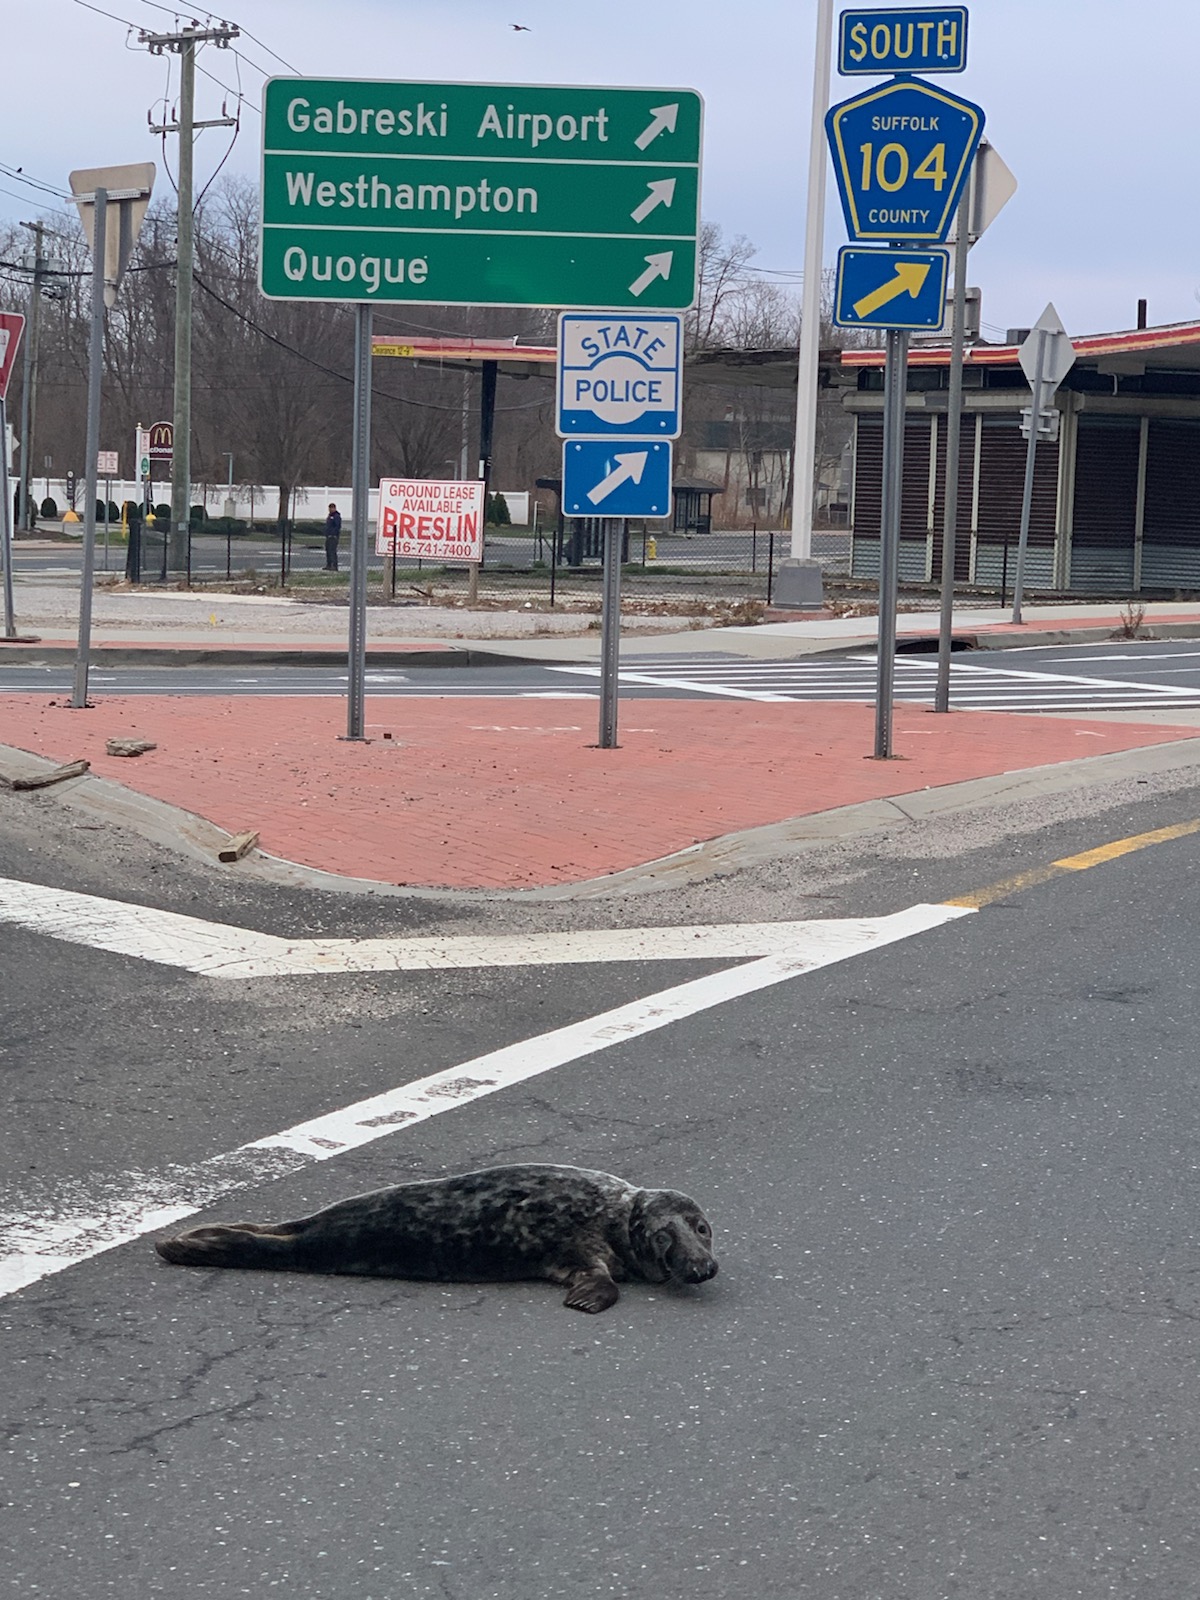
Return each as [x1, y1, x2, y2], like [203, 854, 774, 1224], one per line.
[771, 557, 825, 611]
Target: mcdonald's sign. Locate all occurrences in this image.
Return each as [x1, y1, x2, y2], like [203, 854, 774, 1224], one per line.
[148, 420, 173, 461]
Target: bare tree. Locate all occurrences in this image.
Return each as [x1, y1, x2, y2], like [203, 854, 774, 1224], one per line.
[686, 222, 759, 351]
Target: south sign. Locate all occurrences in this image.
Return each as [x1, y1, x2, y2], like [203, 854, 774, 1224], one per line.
[825, 75, 984, 244]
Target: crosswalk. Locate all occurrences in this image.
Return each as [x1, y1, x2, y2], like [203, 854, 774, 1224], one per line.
[554, 654, 1200, 713]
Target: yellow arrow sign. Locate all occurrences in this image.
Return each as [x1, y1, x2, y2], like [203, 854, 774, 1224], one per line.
[852, 260, 931, 319]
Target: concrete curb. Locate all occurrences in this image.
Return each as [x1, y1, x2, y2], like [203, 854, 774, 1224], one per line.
[3, 621, 1199, 669]
[5, 735, 1199, 903]
[0, 643, 551, 669]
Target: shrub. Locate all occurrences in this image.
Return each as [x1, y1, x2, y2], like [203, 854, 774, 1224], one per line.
[107, 501, 121, 522]
[487, 491, 511, 526]
[189, 503, 206, 526]
[40, 496, 58, 518]
[154, 503, 171, 521]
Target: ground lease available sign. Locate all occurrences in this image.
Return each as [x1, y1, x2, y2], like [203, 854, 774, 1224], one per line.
[260, 78, 702, 309]
[376, 478, 485, 563]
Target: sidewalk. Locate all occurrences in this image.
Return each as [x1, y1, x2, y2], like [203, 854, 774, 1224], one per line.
[7, 581, 1200, 661]
[4, 593, 1200, 893]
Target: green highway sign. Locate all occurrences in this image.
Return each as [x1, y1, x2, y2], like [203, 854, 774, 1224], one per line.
[260, 78, 703, 308]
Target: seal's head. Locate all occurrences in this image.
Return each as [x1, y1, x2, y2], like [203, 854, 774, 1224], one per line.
[629, 1188, 718, 1286]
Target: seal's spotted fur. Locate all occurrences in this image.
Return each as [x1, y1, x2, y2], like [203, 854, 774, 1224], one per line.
[155, 1163, 718, 1313]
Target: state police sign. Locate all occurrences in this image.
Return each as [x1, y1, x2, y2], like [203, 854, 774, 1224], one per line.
[556, 312, 682, 439]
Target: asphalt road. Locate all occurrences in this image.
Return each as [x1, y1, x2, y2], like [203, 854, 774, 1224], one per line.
[6, 639, 1200, 713]
[5, 766, 1200, 1597]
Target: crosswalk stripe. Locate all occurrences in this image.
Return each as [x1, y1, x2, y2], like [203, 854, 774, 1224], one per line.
[556, 655, 1200, 714]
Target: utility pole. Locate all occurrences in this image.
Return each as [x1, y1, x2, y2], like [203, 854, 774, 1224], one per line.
[141, 21, 238, 575]
[16, 222, 46, 531]
[776, 0, 832, 611]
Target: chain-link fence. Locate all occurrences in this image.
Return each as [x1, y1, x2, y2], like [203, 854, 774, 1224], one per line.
[115, 515, 851, 613]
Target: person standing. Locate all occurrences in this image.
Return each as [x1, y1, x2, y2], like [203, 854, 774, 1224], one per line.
[323, 502, 342, 571]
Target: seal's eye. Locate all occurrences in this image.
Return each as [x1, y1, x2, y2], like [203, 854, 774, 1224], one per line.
[695, 1221, 711, 1238]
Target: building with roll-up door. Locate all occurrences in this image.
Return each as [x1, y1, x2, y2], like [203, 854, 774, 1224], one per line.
[841, 320, 1200, 595]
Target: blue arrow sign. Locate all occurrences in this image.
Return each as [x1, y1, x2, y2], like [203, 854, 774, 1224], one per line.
[838, 8, 968, 75]
[557, 312, 683, 439]
[825, 74, 984, 243]
[834, 246, 949, 329]
[562, 440, 673, 518]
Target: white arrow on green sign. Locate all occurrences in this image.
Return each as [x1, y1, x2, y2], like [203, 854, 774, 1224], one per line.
[260, 78, 703, 309]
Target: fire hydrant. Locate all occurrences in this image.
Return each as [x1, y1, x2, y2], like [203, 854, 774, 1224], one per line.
[646, 537, 657, 561]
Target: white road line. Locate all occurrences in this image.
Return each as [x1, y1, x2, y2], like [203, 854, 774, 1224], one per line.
[555, 661, 1200, 712]
[976, 649, 1200, 663]
[850, 654, 1200, 698]
[0, 876, 942, 978]
[933, 658, 1200, 696]
[0, 900, 972, 1296]
[551, 665, 793, 701]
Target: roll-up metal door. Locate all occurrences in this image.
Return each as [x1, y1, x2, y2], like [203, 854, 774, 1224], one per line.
[1142, 419, 1200, 590]
[974, 415, 1059, 589]
[851, 415, 934, 581]
[931, 411, 977, 583]
[1068, 416, 1139, 591]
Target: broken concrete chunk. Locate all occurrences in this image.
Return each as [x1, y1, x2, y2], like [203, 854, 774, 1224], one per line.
[105, 738, 158, 757]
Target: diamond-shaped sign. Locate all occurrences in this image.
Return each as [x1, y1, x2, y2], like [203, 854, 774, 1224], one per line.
[1018, 303, 1076, 394]
[825, 75, 984, 244]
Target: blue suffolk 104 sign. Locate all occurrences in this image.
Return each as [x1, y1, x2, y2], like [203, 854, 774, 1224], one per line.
[839, 8, 968, 75]
[825, 75, 984, 243]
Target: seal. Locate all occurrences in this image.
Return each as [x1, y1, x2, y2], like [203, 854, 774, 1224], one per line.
[154, 1163, 718, 1313]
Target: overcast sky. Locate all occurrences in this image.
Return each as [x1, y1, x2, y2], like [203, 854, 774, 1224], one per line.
[2, 0, 1195, 340]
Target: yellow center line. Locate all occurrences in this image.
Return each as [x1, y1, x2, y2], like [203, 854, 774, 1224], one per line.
[944, 818, 1200, 909]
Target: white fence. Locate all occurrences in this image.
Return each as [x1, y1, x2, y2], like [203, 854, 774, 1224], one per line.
[30, 479, 531, 526]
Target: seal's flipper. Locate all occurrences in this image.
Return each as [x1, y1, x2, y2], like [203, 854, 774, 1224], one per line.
[562, 1269, 620, 1314]
[155, 1222, 298, 1269]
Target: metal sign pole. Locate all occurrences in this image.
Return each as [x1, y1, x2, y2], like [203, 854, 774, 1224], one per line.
[0, 394, 15, 638]
[597, 517, 623, 748]
[345, 301, 372, 741]
[934, 163, 975, 713]
[1011, 327, 1048, 625]
[874, 326, 909, 758]
[71, 188, 107, 710]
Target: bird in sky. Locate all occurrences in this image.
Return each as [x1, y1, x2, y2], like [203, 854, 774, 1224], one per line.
[511, 22, 531, 30]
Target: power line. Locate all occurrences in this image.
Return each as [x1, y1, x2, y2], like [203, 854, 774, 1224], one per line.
[237, 25, 300, 74]
[0, 184, 62, 211]
[0, 164, 71, 202]
[71, 0, 140, 28]
[229, 45, 282, 86]
[195, 55, 260, 115]
[192, 272, 550, 413]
